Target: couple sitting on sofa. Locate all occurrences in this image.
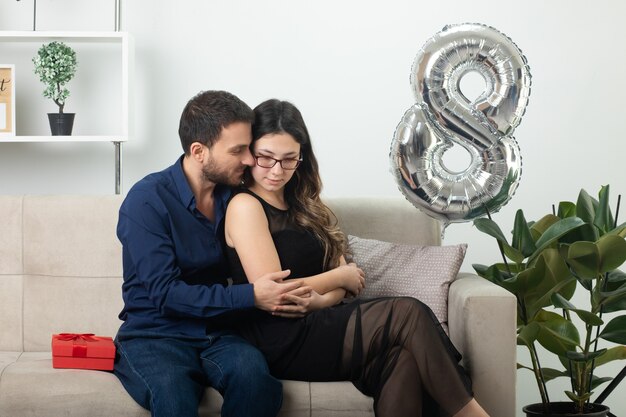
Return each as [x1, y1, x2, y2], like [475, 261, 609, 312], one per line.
[114, 90, 490, 417]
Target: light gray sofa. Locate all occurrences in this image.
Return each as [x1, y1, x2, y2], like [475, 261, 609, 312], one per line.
[0, 195, 516, 417]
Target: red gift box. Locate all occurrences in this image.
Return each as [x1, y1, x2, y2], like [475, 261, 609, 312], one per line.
[51, 333, 116, 371]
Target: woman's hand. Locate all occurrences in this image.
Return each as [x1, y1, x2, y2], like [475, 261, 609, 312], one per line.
[338, 263, 365, 296]
[271, 287, 327, 318]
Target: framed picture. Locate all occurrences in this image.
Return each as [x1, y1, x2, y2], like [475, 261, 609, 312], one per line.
[0, 65, 15, 137]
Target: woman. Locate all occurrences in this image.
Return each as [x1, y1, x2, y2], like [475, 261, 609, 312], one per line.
[223, 99, 490, 417]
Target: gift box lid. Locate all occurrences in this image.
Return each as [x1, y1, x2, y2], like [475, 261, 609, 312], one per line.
[52, 333, 115, 359]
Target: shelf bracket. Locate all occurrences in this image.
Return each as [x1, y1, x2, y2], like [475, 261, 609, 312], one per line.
[114, 141, 122, 195]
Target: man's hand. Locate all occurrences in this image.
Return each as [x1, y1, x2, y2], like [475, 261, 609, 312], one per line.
[253, 270, 305, 313]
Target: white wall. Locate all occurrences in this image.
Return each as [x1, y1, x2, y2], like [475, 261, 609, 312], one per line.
[1, 0, 625, 414]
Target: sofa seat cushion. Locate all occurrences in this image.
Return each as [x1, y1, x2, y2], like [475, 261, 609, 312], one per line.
[0, 352, 374, 417]
[0, 351, 20, 376]
[0, 352, 145, 417]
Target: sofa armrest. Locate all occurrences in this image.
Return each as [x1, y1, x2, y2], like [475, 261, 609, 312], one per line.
[448, 273, 517, 417]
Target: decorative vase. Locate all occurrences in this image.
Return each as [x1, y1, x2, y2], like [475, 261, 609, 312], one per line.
[47, 113, 75, 136]
[523, 402, 610, 417]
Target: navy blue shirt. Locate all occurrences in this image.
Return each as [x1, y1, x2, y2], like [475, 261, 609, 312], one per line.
[116, 156, 255, 337]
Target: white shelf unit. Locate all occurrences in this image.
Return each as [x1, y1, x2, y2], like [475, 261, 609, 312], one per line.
[0, 31, 133, 193]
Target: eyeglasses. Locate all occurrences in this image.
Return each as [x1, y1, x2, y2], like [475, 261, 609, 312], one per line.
[254, 155, 302, 170]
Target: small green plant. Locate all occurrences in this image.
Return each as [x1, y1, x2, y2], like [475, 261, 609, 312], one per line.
[32, 41, 77, 114]
[473, 185, 626, 414]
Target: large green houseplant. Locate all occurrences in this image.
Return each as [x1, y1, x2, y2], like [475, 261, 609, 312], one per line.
[473, 185, 626, 416]
[32, 41, 78, 135]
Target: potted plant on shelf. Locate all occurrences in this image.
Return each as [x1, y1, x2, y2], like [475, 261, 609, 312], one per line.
[473, 185, 626, 417]
[32, 41, 77, 136]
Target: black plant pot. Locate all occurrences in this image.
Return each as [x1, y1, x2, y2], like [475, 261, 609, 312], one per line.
[48, 113, 75, 136]
[523, 402, 610, 417]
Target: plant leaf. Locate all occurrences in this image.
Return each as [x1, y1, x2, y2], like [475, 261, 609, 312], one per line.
[607, 222, 626, 238]
[597, 270, 626, 313]
[572, 309, 604, 326]
[558, 201, 577, 218]
[512, 209, 537, 257]
[545, 250, 577, 301]
[560, 223, 599, 244]
[474, 218, 508, 242]
[530, 217, 586, 263]
[565, 390, 592, 402]
[541, 367, 570, 383]
[608, 269, 626, 283]
[504, 266, 544, 296]
[590, 376, 613, 390]
[517, 322, 540, 347]
[526, 249, 576, 316]
[552, 293, 576, 309]
[551, 294, 603, 325]
[567, 241, 600, 279]
[527, 276, 577, 320]
[599, 316, 626, 344]
[530, 214, 560, 240]
[535, 310, 580, 355]
[473, 218, 524, 263]
[597, 234, 626, 273]
[594, 346, 626, 367]
[594, 185, 614, 235]
[565, 348, 606, 362]
[577, 188, 597, 224]
[473, 263, 512, 283]
[472, 263, 490, 278]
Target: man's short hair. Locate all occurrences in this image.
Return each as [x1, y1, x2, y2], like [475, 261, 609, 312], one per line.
[178, 90, 254, 154]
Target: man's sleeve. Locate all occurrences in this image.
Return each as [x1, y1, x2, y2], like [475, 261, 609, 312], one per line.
[117, 190, 255, 318]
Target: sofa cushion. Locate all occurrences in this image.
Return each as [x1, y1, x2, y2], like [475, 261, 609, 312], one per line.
[23, 275, 124, 352]
[0, 352, 145, 417]
[0, 352, 373, 417]
[0, 196, 23, 275]
[0, 276, 23, 351]
[310, 381, 374, 416]
[326, 197, 441, 246]
[22, 195, 123, 277]
[0, 351, 20, 376]
[347, 235, 467, 325]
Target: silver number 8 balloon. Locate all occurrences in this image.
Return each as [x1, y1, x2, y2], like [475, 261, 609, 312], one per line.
[390, 23, 531, 227]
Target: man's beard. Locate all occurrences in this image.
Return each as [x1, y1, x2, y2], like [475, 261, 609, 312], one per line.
[201, 157, 244, 187]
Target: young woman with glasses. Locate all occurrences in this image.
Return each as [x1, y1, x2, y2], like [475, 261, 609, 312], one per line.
[222, 99, 490, 417]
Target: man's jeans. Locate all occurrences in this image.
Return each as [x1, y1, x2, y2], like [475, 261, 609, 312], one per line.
[114, 331, 282, 417]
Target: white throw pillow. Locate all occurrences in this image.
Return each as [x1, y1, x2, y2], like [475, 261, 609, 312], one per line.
[347, 235, 467, 326]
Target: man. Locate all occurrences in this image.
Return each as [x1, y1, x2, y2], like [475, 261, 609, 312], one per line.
[114, 90, 304, 417]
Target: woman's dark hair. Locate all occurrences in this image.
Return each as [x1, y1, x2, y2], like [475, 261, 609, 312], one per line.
[178, 90, 253, 154]
[251, 99, 347, 269]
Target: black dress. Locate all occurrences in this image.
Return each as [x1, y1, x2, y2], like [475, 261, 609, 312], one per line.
[224, 190, 359, 381]
[224, 190, 474, 416]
